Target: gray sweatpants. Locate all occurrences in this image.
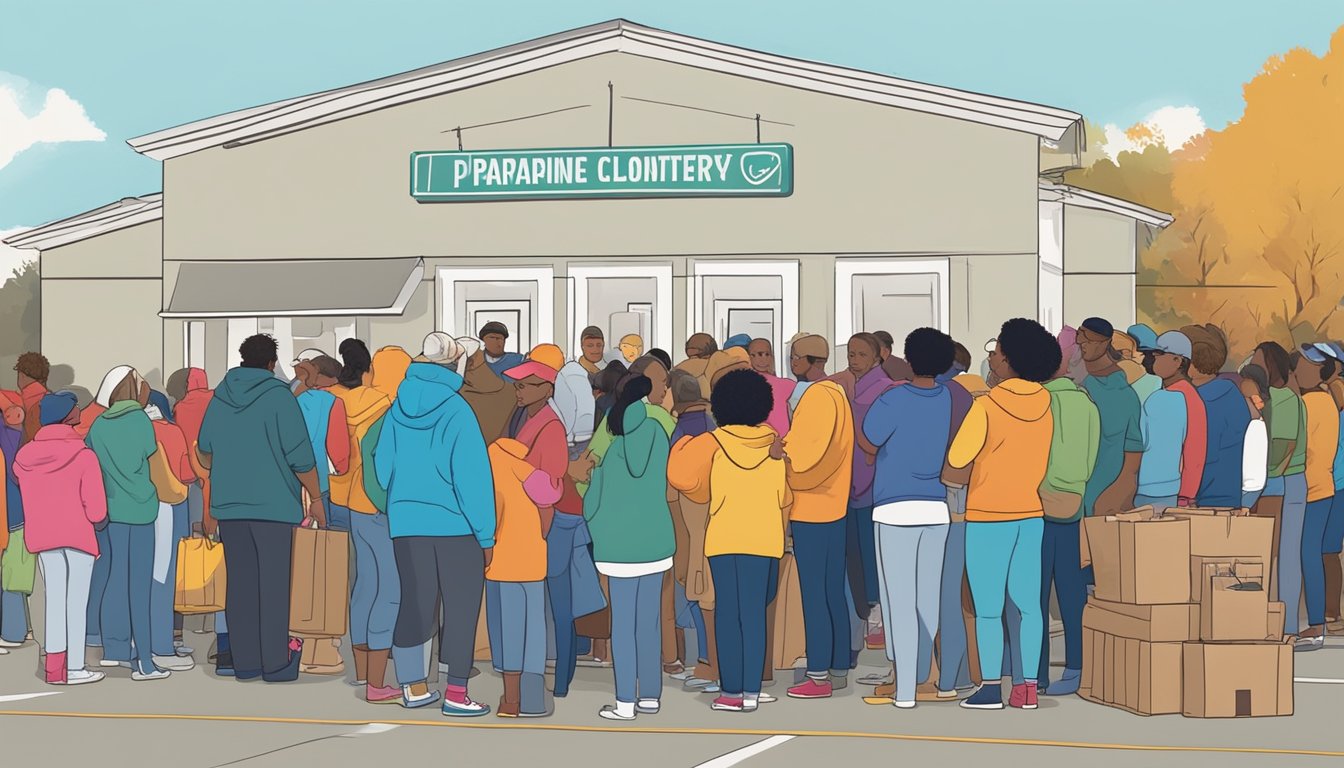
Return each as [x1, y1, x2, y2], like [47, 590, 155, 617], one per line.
[390, 535, 484, 687]
[875, 522, 948, 703]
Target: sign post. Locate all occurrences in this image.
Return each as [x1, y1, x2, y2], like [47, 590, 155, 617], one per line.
[410, 143, 793, 202]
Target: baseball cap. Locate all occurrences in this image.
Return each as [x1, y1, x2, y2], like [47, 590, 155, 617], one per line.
[1127, 324, 1160, 352]
[420, 332, 462, 365]
[790, 334, 829, 359]
[1312, 342, 1342, 362]
[479, 321, 509, 339]
[505, 343, 564, 383]
[1301, 343, 1330, 364]
[292, 348, 326, 366]
[1080, 317, 1114, 338]
[455, 336, 482, 359]
[723, 333, 752, 350]
[581, 326, 605, 341]
[1154, 331, 1193, 359]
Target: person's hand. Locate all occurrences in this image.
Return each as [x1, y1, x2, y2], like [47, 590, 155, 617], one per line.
[769, 435, 785, 461]
[307, 497, 328, 529]
[864, 451, 876, 466]
[482, 547, 494, 570]
[202, 516, 217, 539]
[568, 456, 594, 483]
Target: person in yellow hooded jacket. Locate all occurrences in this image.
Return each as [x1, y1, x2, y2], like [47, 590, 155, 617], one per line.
[668, 369, 791, 714]
[948, 319, 1059, 712]
[781, 379, 853, 700]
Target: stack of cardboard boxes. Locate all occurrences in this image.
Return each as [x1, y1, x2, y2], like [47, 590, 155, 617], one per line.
[1079, 506, 1293, 718]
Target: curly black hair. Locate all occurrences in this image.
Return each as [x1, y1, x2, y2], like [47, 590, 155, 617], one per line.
[904, 327, 956, 377]
[338, 339, 372, 389]
[710, 369, 772, 427]
[239, 334, 279, 369]
[996, 318, 1062, 383]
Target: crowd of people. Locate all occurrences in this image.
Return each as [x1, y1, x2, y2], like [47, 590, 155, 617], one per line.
[0, 315, 1341, 717]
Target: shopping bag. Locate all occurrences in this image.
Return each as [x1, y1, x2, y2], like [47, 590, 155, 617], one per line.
[290, 524, 350, 637]
[771, 552, 806, 670]
[0, 527, 36, 595]
[174, 535, 227, 614]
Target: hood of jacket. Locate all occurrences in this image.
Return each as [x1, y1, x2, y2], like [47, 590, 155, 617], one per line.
[102, 399, 145, 420]
[213, 366, 293, 413]
[370, 347, 412, 401]
[712, 424, 776, 471]
[95, 366, 134, 408]
[392, 362, 466, 427]
[615, 402, 661, 478]
[462, 358, 508, 396]
[494, 437, 529, 461]
[988, 378, 1052, 422]
[1198, 376, 1240, 405]
[187, 368, 209, 392]
[14, 425, 86, 475]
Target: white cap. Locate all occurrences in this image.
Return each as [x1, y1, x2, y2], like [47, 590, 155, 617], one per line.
[984, 339, 997, 354]
[421, 332, 462, 365]
[292, 348, 326, 365]
[455, 336, 482, 359]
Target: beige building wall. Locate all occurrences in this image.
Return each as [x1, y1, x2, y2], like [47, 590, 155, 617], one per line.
[1061, 206, 1139, 327]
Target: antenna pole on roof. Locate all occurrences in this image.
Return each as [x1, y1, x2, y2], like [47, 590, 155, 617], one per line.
[455, 127, 463, 151]
[755, 114, 761, 143]
[607, 82, 614, 147]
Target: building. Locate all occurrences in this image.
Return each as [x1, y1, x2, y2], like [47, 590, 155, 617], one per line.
[5, 20, 1169, 390]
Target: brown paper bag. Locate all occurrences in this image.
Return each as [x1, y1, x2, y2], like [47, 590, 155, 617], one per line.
[289, 525, 350, 637]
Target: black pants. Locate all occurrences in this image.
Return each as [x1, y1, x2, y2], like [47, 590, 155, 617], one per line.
[392, 535, 484, 686]
[218, 520, 294, 678]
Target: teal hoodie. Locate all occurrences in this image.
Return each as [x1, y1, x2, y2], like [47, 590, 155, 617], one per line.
[198, 366, 316, 524]
[361, 413, 387, 513]
[583, 401, 675, 564]
[86, 400, 158, 525]
[374, 362, 495, 545]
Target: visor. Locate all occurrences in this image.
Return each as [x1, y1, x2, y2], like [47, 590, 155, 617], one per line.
[504, 361, 557, 384]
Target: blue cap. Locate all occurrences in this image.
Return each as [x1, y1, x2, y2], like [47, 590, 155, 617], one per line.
[39, 391, 79, 426]
[723, 333, 752, 350]
[1312, 342, 1343, 362]
[1155, 331, 1193, 359]
[1301, 343, 1329, 364]
[1127, 324, 1160, 352]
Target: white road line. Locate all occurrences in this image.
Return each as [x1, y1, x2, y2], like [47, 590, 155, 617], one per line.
[694, 734, 796, 768]
[0, 692, 63, 703]
[341, 723, 401, 737]
[1295, 677, 1344, 684]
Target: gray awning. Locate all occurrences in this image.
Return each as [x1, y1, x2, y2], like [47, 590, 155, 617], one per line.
[161, 258, 424, 318]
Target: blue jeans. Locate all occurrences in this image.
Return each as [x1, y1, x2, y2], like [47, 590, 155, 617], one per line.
[1303, 496, 1333, 627]
[86, 525, 112, 646]
[151, 502, 190, 656]
[1326, 492, 1344, 555]
[350, 510, 400, 650]
[875, 522, 948, 703]
[1041, 520, 1086, 677]
[967, 518, 1044, 683]
[545, 513, 604, 696]
[708, 554, 778, 697]
[609, 572, 664, 703]
[1279, 473, 1308, 634]
[672, 581, 707, 662]
[102, 522, 157, 674]
[0, 586, 26, 643]
[792, 518, 850, 675]
[845, 504, 878, 611]
[1133, 494, 1178, 514]
[937, 516, 971, 692]
[1243, 490, 1264, 510]
[326, 502, 351, 533]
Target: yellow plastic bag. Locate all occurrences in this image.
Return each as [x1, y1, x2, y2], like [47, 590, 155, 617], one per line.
[175, 535, 226, 614]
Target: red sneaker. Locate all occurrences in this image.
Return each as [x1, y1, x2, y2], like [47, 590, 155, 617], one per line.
[865, 626, 885, 650]
[786, 678, 834, 699]
[710, 696, 745, 712]
[1008, 683, 1038, 710]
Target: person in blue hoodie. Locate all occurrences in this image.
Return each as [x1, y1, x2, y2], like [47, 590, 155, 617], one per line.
[1185, 325, 1250, 508]
[375, 337, 496, 717]
[197, 334, 324, 684]
[863, 327, 956, 709]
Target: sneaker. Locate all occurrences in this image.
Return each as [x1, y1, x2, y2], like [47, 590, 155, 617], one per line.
[1294, 634, 1325, 652]
[635, 699, 661, 714]
[893, 700, 916, 709]
[441, 694, 491, 717]
[263, 642, 303, 683]
[684, 677, 716, 689]
[936, 689, 959, 700]
[1008, 683, 1038, 710]
[99, 659, 131, 669]
[153, 654, 196, 672]
[66, 670, 105, 686]
[0, 647, 7, 655]
[214, 652, 235, 677]
[864, 627, 885, 650]
[599, 703, 637, 720]
[668, 668, 694, 681]
[787, 679, 833, 699]
[366, 684, 401, 704]
[663, 661, 685, 676]
[858, 671, 892, 686]
[131, 667, 172, 681]
[1045, 669, 1081, 696]
[1327, 618, 1344, 634]
[830, 673, 849, 691]
[402, 685, 442, 709]
[756, 692, 777, 704]
[0, 638, 23, 648]
[960, 685, 1004, 710]
[173, 641, 195, 656]
[710, 695, 744, 712]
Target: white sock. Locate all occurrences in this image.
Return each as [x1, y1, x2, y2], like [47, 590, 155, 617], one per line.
[744, 693, 759, 707]
[614, 701, 636, 717]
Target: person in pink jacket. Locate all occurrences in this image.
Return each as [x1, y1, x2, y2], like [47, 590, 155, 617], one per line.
[747, 338, 796, 436]
[13, 392, 109, 685]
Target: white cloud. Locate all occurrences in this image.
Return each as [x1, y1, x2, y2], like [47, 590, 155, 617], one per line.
[0, 227, 36, 281]
[0, 84, 106, 171]
[1101, 105, 1206, 160]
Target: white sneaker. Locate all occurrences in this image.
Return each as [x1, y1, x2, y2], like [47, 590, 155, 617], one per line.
[636, 699, 661, 714]
[99, 659, 130, 669]
[0, 647, 7, 655]
[131, 668, 172, 681]
[757, 692, 777, 704]
[0, 638, 23, 648]
[893, 700, 916, 709]
[599, 702, 637, 721]
[66, 670, 106, 686]
[153, 654, 196, 671]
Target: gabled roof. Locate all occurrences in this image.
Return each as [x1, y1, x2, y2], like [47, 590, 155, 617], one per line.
[128, 19, 1083, 161]
[2, 194, 163, 251]
[1038, 182, 1173, 229]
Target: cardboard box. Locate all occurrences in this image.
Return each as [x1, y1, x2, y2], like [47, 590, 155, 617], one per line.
[1200, 574, 1270, 641]
[1167, 508, 1273, 581]
[1190, 556, 1264, 602]
[1080, 626, 1183, 715]
[1267, 602, 1284, 641]
[1084, 511, 1191, 604]
[1084, 598, 1199, 642]
[1182, 641, 1293, 718]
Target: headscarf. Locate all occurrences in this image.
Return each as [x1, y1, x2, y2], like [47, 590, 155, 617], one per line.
[95, 365, 134, 408]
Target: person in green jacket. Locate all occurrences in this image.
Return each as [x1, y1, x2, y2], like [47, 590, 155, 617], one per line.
[85, 368, 166, 680]
[583, 375, 674, 721]
[574, 356, 675, 496]
[197, 335, 325, 684]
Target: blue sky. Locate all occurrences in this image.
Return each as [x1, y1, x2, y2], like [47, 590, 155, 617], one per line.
[1, 0, 1341, 234]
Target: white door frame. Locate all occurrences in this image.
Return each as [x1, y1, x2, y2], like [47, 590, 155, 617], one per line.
[688, 260, 798, 376]
[465, 300, 532, 354]
[834, 258, 951, 345]
[566, 263, 673, 357]
[436, 266, 555, 344]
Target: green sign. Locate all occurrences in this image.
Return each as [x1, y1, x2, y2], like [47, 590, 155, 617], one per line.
[410, 143, 793, 202]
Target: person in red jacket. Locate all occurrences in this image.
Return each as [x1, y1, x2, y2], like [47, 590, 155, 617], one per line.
[14, 352, 50, 444]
